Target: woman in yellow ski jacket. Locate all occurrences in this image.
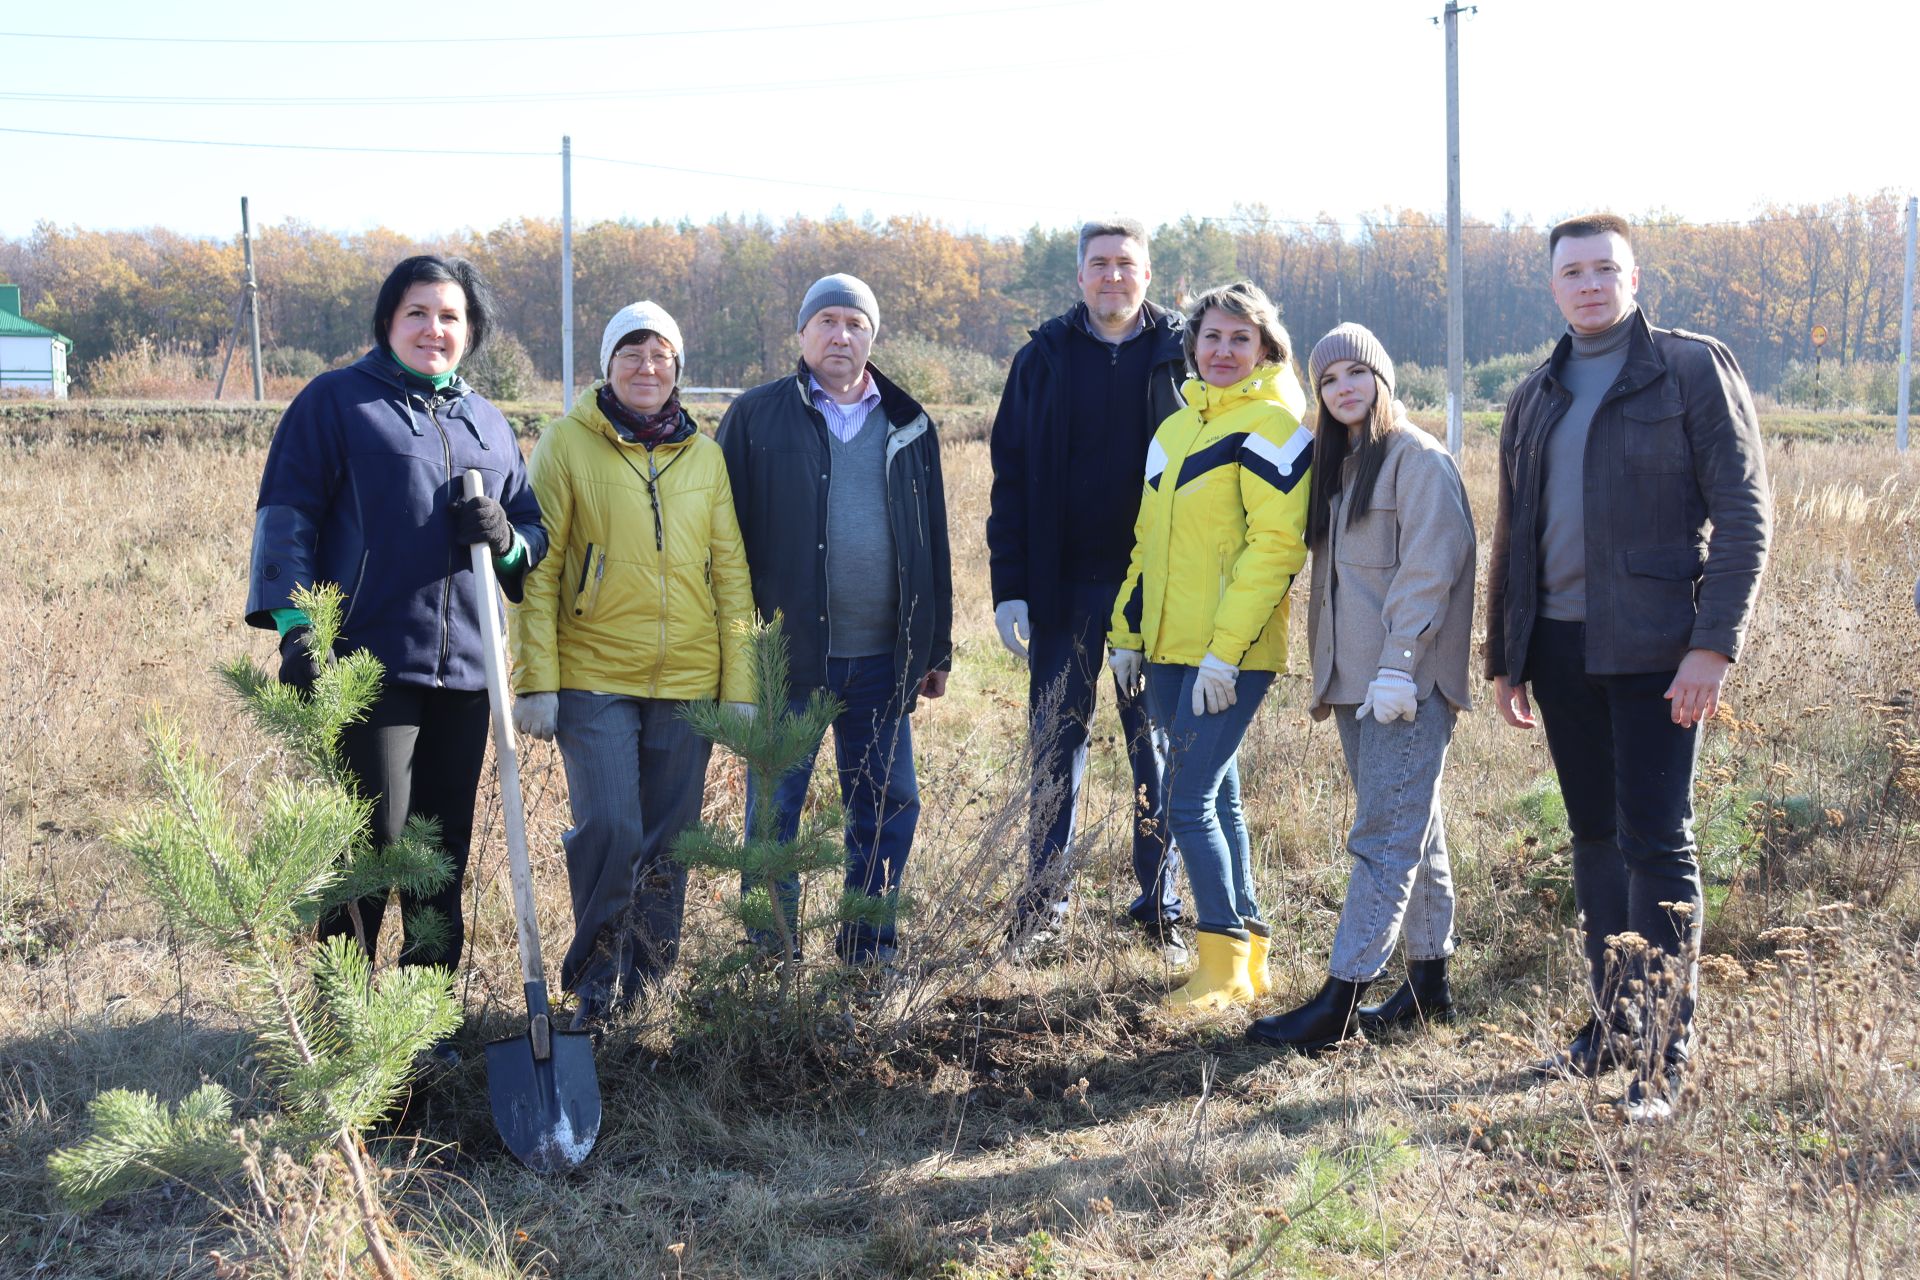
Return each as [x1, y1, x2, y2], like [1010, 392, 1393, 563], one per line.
[509, 301, 754, 1026]
[1108, 280, 1312, 1010]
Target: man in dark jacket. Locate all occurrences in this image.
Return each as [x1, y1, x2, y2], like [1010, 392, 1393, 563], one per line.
[1487, 214, 1771, 1120]
[717, 273, 953, 965]
[986, 218, 1188, 958]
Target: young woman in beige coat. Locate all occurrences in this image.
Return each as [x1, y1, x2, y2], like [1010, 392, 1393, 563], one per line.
[1246, 324, 1476, 1053]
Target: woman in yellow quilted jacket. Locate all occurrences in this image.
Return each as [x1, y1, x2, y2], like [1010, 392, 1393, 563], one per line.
[1108, 281, 1312, 1010]
[509, 302, 755, 1028]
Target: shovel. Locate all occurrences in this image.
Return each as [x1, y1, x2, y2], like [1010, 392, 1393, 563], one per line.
[463, 469, 601, 1172]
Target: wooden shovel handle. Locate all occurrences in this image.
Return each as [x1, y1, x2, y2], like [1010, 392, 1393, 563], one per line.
[464, 470, 545, 989]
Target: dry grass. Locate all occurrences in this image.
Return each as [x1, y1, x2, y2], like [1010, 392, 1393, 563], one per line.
[1, 406, 1918, 1278]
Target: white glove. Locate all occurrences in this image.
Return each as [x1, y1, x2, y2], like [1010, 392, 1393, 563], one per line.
[1107, 648, 1144, 695]
[513, 691, 558, 741]
[994, 600, 1031, 662]
[725, 701, 757, 723]
[1356, 669, 1419, 724]
[1192, 654, 1239, 716]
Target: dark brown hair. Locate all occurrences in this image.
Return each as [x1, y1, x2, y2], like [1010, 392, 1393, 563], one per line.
[1306, 367, 1400, 548]
[1548, 212, 1632, 257]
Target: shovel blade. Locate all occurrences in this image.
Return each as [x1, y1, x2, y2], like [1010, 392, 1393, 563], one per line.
[485, 1028, 601, 1172]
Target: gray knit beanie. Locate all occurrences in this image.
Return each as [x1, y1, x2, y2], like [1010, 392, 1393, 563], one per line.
[797, 273, 880, 335]
[1308, 322, 1395, 399]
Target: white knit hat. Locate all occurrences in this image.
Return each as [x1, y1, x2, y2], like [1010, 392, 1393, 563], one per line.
[599, 301, 685, 380]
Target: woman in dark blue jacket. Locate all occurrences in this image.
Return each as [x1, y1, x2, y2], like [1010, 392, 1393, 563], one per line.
[245, 255, 545, 1009]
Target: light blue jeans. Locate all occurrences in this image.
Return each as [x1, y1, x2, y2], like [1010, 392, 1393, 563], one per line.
[1327, 693, 1458, 982]
[1144, 662, 1275, 933]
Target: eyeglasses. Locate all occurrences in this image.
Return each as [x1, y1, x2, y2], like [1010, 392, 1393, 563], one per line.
[612, 349, 675, 370]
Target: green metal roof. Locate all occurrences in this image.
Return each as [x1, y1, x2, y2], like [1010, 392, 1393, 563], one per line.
[0, 285, 73, 349]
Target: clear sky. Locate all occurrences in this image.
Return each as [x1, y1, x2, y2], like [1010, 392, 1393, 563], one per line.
[1, 0, 1913, 241]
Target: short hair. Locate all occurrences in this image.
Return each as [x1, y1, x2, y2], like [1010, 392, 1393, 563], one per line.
[1078, 218, 1150, 266]
[1182, 280, 1293, 371]
[1548, 213, 1633, 258]
[371, 255, 497, 358]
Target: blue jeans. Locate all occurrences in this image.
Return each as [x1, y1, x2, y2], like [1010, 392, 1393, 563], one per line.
[1327, 695, 1458, 982]
[1144, 662, 1275, 933]
[1023, 581, 1181, 926]
[553, 691, 711, 1003]
[1526, 618, 1702, 1062]
[744, 653, 920, 961]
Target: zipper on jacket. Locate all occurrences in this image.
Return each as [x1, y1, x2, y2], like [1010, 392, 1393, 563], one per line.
[341, 549, 371, 626]
[429, 398, 456, 688]
[650, 449, 670, 693]
[573, 543, 598, 618]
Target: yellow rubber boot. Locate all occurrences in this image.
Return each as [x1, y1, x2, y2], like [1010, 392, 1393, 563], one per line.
[1165, 928, 1256, 1011]
[1243, 919, 1273, 999]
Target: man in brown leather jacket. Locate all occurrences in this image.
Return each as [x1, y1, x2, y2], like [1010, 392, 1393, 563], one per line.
[1486, 213, 1771, 1121]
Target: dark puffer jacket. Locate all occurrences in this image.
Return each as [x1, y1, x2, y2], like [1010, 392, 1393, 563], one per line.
[245, 350, 547, 691]
[716, 361, 952, 712]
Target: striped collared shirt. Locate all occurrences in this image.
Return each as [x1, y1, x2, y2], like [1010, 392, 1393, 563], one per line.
[808, 369, 883, 443]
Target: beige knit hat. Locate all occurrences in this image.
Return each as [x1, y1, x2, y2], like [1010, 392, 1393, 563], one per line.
[1308, 322, 1394, 398]
[600, 300, 685, 380]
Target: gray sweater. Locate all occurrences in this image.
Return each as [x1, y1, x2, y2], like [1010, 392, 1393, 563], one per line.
[1307, 418, 1477, 717]
[825, 407, 899, 657]
[1538, 312, 1634, 621]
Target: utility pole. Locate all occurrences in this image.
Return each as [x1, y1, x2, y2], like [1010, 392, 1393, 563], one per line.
[242, 196, 263, 401]
[214, 196, 266, 401]
[1900, 194, 1915, 452]
[561, 135, 575, 412]
[1438, 4, 1475, 457]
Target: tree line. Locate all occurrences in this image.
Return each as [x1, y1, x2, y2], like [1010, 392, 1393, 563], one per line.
[2, 191, 1910, 399]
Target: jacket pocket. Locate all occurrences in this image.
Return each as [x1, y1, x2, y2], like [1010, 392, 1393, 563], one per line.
[1622, 544, 1706, 581]
[1621, 402, 1690, 474]
[339, 549, 372, 625]
[570, 543, 604, 620]
[1333, 508, 1398, 569]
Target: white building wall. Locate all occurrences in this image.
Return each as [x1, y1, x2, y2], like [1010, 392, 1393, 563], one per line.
[0, 334, 68, 398]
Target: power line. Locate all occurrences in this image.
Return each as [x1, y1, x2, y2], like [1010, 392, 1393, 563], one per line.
[0, 128, 1889, 235]
[0, 55, 1097, 109]
[0, 126, 549, 159]
[0, 2, 1092, 45]
[572, 154, 1067, 213]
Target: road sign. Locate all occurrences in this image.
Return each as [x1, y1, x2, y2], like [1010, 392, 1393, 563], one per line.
[1812, 324, 1830, 347]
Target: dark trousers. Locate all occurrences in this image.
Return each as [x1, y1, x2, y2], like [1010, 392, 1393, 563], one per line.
[553, 691, 710, 1002]
[1527, 618, 1702, 1063]
[318, 683, 489, 971]
[745, 653, 919, 961]
[1022, 581, 1181, 926]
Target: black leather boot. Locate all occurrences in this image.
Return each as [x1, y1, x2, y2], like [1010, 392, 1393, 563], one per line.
[1527, 1016, 1628, 1080]
[1356, 958, 1454, 1033]
[1245, 976, 1369, 1052]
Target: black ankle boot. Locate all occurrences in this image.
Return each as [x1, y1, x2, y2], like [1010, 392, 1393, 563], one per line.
[1245, 976, 1369, 1052]
[1356, 958, 1453, 1032]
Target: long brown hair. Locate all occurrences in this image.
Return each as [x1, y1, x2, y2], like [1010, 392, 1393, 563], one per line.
[1306, 370, 1400, 548]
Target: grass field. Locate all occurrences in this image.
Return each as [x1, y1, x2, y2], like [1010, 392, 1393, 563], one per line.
[1, 401, 1918, 1278]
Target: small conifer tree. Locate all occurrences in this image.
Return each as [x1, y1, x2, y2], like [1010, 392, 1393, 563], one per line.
[675, 616, 893, 1000]
[49, 585, 459, 1280]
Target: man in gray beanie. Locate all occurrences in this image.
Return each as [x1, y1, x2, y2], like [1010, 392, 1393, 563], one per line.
[716, 273, 952, 966]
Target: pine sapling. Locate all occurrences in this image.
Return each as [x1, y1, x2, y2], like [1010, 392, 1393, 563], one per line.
[674, 616, 853, 1001]
[49, 585, 460, 1280]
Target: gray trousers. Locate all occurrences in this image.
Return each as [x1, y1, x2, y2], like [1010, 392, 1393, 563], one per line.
[1327, 693, 1458, 982]
[554, 690, 712, 1002]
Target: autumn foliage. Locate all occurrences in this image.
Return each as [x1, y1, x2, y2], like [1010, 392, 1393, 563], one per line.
[1, 193, 1911, 399]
